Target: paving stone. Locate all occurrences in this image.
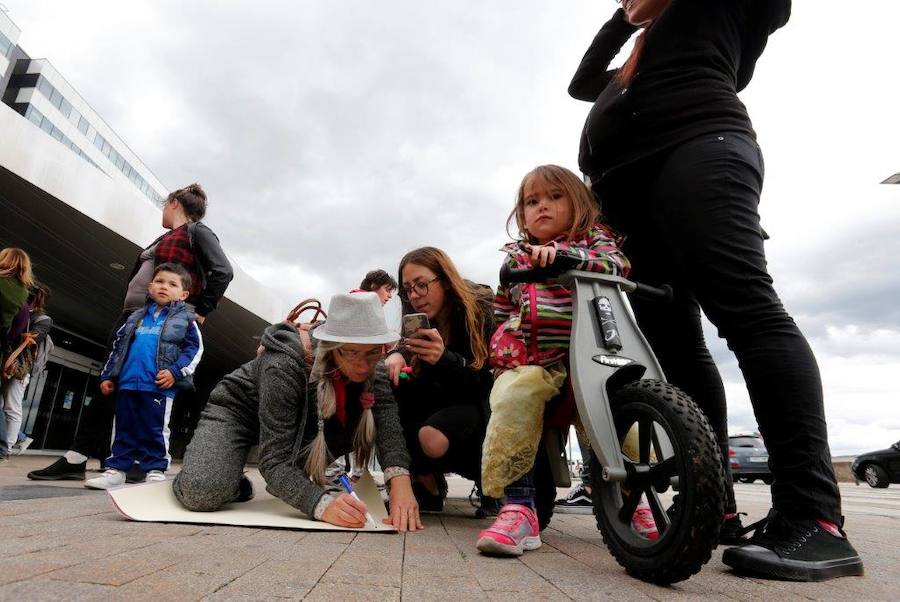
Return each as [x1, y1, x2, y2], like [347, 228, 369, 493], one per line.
[0, 577, 118, 601]
[204, 559, 321, 599]
[45, 546, 181, 585]
[303, 581, 400, 601]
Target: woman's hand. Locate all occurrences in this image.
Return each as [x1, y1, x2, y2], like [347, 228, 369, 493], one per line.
[403, 329, 445, 365]
[320, 493, 368, 528]
[385, 352, 408, 386]
[525, 243, 557, 267]
[385, 475, 423, 532]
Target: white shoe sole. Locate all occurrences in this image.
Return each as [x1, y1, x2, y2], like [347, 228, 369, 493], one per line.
[84, 478, 125, 490]
[554, 505, 593, 515]
[476, 534, 542, 556]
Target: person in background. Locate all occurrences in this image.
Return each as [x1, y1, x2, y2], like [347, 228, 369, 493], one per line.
[359, 269, 398, 305]
[29, 183, 232, 482]
[1, 283, 51, 462]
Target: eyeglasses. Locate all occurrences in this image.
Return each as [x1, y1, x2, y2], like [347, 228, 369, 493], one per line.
[336, 347, 385, 363]
[400, 276, 440, 299]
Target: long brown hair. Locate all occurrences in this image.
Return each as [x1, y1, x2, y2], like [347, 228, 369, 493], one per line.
[398, 247, 489, 370]
[0, 248, 34, 289]
[615, 30, 647, 87]
[508, 165, 599, 243]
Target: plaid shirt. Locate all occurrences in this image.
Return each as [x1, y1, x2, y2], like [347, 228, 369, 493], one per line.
[490, 223, 630, 370]
[154, 225, 202, 296]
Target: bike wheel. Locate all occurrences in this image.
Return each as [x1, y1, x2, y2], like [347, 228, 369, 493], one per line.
[591, 379, 725, 584]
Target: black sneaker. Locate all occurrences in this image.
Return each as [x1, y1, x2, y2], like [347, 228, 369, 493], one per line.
[720, 512, 751, 546]
[554, 483, 593, 514]
[27, 457, 86, 481]
[722, 509, 864, 581]
[412, 481, 445, 513]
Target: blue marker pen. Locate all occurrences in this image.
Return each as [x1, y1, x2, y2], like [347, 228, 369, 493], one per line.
[338, 474, 377, 529]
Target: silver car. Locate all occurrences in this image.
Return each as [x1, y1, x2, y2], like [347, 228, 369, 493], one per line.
[728, 434, 772, 484]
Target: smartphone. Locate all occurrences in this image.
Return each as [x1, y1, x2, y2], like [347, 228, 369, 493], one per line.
[402, 313, 431, 339]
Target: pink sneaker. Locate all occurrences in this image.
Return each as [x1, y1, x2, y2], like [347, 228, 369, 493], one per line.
[631, 497, 659, 541]
[476, 504, 542, 556]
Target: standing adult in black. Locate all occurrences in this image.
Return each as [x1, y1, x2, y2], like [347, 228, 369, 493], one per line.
[28, 183, 233, 482]
[569, 0, 862, 581]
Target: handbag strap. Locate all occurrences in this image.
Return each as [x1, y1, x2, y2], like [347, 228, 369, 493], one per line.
[3, 332, 36, 378]
[285, 298, 326, 366]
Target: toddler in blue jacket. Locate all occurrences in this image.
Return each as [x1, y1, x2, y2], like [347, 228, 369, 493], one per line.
[86, 263, 203, 489]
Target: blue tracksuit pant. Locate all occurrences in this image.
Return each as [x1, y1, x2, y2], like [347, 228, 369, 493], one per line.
[106, 389, 173, 472]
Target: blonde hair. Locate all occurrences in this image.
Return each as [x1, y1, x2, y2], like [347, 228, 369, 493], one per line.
[0, 248, 34, 288]
[508, 164, 599, 243]
[398, 247, 489, 370]
[303, 341, 377, 486]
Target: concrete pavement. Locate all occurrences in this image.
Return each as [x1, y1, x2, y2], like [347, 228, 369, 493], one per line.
[1, 455, 897, 601]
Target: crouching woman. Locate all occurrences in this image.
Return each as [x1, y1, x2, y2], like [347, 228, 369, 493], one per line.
[173, 292, 422, 531]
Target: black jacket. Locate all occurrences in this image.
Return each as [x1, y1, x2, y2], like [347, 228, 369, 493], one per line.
[570, 1, 790, 180]
[396, 290, 494, 417]
[126, 221, 234, 317]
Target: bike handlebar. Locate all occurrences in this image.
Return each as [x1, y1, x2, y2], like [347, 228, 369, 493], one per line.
[498, 253, 673, 303]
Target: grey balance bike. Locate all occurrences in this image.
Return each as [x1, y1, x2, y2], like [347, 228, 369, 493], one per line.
[500, 257, 726, 585]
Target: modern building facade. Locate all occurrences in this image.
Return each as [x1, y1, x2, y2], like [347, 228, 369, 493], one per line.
[0, 10, 286, 455]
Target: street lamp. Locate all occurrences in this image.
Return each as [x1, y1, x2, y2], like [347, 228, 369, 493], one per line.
[881, 172, 900, 184]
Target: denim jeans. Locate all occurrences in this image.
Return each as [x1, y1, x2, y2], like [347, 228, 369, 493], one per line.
[594, 132, 842, 523]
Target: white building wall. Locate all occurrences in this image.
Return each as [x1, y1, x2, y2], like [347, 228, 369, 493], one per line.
[22, 59, 167, 204]
[0, 11, 22, 76]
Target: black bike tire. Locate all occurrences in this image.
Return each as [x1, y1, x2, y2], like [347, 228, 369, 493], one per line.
[592, 379, 725, 584]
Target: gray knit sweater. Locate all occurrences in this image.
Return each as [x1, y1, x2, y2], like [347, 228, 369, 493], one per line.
[207, 321, 410, 517]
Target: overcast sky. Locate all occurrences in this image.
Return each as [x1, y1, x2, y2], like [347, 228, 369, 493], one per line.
[6, 1, 900, 455]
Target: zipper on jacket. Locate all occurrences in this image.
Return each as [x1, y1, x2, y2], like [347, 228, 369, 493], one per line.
[527, 283, 540, 363]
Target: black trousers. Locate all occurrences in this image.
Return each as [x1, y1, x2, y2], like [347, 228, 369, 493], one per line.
[395, 379, 486, 484]
[71, 310, 133, 459]
[594, 132, 841, 523]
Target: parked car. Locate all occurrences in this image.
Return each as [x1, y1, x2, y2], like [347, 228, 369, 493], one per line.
[728, 434, 772, 484]
[851, 441, 900, 488]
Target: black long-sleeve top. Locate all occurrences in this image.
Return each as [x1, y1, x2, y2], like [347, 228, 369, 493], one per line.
[570, 1, 790, 181]
[396, 294, 494, 414]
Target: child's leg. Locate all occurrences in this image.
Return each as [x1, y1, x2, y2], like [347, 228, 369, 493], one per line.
[480, 364, 566, 498]
[105, 390, 142, 471]
[135, 391, 173, 473]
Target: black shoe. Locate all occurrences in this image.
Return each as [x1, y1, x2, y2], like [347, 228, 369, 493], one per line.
[720, 512, 751, 546]
[27, 457, 86, 481]
[722, 509, 864, 581]
[412, 480, 445, 513]
[125, 464, 147, 484]
[554, 483, 593, 515]
[235, 475, 254, 503]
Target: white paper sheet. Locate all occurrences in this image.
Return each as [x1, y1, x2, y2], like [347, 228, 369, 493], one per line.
[108, 469, 394, 532]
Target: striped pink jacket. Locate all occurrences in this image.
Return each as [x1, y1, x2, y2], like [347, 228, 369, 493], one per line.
[490, 223, 630, 370]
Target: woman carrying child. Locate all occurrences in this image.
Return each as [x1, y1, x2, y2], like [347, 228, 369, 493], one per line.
[567, 0, 862, 580]
[174, 292, 422, 531]
[386, 247, 496, 514]
[476, 165, 630, 556]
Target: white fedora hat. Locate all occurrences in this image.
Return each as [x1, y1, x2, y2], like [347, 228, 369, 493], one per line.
[312, 292, 400, 345]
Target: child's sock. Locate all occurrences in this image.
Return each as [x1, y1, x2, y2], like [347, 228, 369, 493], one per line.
[506, 495, 535, 510]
